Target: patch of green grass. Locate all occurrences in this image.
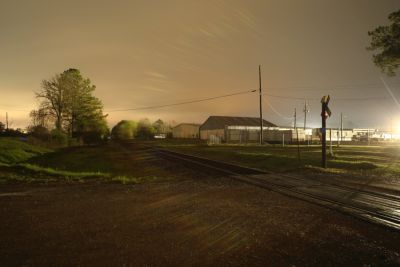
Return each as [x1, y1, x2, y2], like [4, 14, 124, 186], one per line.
[28, 144, 123, 174]
[329, 159, 378, 170]
[0, 163, 162, 185]
[18, 163, 110, 179]
[0, 140, 175, 184]
[161, 142, 400, 180]
[111, 175, 167, 184]
[0, 139, 169, 184]
[0, 138, 51, 164]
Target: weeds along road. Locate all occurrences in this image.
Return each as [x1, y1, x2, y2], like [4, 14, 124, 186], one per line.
[0, 141, 400, 266]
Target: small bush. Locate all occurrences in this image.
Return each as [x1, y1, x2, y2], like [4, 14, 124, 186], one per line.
[50, 129, 68, 146]
[29, 125, 50, 141]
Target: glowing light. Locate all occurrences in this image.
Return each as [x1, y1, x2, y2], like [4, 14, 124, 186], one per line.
[394, 120, 400, 134]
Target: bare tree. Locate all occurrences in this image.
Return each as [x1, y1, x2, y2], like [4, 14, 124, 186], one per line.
[29, 108, 52, 128]
[36, 74, 68, 130]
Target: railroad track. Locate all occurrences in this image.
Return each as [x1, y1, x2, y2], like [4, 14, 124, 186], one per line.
[153, 147, 400, 231]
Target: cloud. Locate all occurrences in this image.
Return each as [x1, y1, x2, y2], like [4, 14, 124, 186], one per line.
[141, 85, 168, 93]
[145, 71, 167, 79]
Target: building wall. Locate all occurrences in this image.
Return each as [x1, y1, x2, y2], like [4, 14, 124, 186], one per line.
[312, 128, 354, 141]
[224, 128, 303, 143]
[226, 129, 259, 142]
[200, 129, 225, 140]
[172, 124, 200, 138]
[264, 129, 292, 142]
[200, 127, 309, 143]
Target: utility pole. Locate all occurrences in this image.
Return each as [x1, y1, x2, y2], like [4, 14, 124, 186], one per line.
[337, 129, 340, 147]
[321, 95, 331, 168]
[259, 65, 263, 145]
[303, 100, 309, 146]
[303, 100, 308, 130]
[295, 108, 301, 162]
[329, 128, 333, 156]
[6, 112, 9, 130]
[340, 112, 343, 144]
[322, 105, 327, 168]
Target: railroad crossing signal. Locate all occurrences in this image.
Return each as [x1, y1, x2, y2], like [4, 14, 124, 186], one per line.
[321, 95, 331, 118]
[321, 95, 331, 168]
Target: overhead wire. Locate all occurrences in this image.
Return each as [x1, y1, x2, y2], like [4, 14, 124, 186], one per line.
[262, 95, 293, 120]
[1, 80, 399, 112]
[262, 93, 392, 101]
[105, 89, 257, 112]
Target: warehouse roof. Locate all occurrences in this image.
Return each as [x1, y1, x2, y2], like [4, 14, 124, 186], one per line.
[173, 123, 201, 128]
[200, 116, 276, 130]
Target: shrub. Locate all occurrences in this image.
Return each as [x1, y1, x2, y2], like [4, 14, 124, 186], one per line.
[50, 129, 68, 146]
[28, 125, 50, 141]
[111, 120, 137, 140]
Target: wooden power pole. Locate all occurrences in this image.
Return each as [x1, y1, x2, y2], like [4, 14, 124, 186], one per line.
[259, 65, 263, 145]
[303, 100, 310, 146]
[321, 95, 331, 168]
[340, 112, 343, 144]
[6, 112, 9, 130]
[295, 108, 301, 162]
[303, 100, 309, 130]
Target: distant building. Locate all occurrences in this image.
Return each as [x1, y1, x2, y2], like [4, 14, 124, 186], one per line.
[199, 116, 277, 143]
[272, 127, 313, 142]
[172, 123, 200, 139]
[312, 128, 353, 141]
[310, 128, 378, 142]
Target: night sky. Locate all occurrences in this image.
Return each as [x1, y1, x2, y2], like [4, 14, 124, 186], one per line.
[1, 0, 400, 130]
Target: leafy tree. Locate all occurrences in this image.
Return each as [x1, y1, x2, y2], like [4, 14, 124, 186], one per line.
[368, 9, 400, 76]
[136, 119, 155, 140]
[36, 68, 109, 144]
[0, 122, 4, 133]
[111, 120, 138, 139]
[61, 69, 106, 137]
[153, 119, 166, 135]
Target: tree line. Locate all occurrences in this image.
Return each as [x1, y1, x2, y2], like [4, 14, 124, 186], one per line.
[25, 68, 175, 144]
[111, 118, 174, 140]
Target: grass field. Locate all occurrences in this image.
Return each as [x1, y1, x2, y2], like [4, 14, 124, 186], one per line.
[2, 137, 400, 185]
[160, 142, 400, 184]
[0, 138, 173, 184]
[0, 137, 51, 165]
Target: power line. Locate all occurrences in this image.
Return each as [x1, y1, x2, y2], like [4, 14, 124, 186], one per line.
[263, 93, 314, 100]
[267, 81, 400, 92]
[262, 96, 292, 120]
[262, 93, 392, 101]
[1, 81, 398, 112]
[105, 89, 256, 112]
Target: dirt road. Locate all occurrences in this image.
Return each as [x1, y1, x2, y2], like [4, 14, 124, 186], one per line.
[1, 176, 400, 266]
